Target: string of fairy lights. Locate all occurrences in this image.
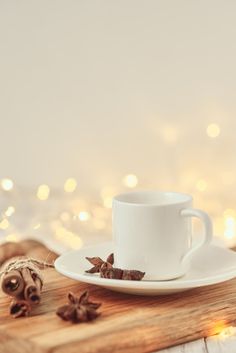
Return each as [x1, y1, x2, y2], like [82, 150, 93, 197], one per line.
[0, 173, 140, 251]
[0, 122, 235, 250]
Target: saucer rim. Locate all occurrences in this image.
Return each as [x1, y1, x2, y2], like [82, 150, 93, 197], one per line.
[54, 242, 236, 290]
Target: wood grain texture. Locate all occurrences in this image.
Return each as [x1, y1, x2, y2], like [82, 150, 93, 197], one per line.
[1, 267, 236, 353]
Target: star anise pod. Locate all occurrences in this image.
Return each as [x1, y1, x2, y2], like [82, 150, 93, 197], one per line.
[85, 253, 114, 273]
[56, 291, 101, 323]
[100, 262, 123, 279]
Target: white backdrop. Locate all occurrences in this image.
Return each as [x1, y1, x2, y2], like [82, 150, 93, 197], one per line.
[1, 0, 236, 248]
[1, 0, 236, 191]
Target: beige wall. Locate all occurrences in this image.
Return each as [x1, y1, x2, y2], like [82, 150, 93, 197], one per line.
[0, 0, 235, 193]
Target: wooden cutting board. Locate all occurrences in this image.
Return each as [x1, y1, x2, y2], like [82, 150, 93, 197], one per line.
[0, 266, 236, 353]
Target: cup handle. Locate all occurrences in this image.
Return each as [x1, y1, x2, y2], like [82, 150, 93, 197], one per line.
[180, 208, 213, 266]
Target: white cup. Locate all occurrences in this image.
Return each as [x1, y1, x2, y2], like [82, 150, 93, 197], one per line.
[112, 191, 213, 280]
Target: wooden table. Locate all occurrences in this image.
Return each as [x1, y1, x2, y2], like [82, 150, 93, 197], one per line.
[1, 267, 236, 353]
[1, 240, 236, 353]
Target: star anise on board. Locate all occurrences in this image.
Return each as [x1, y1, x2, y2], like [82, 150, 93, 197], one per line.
[56, 291, 101, 323]
[85, 253, 145, 281]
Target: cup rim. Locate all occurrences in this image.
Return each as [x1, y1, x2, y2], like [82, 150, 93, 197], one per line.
[113, 191, 193, 207]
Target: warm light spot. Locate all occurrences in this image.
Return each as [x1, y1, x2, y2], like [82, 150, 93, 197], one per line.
[5, 234, 18, 242]
[37, 184, 50, 201]
[161, 125, 179, 143]
[33, 223, 41, 230]
[64, 178, 77, 193]
[54, 226, 83, 249]
[5, 206, 15, 217]
[206, 123, 220, 138]
[0, 219, 10, 230]
[225, 217, 235, 228]
[196, 179, 207, 192]
[55, 226, 69, 239]
[223, 209, 236, 218]
[219, 326, 236, 339]
[123, 174, 138, 188]
[103, 197, 113, 209]
[78, 211, 90, 222]
[1, 178, 14, 191]
[224, 216, 235, 239]
[209, 321, 227, 336]
[100, 187, 116, 208]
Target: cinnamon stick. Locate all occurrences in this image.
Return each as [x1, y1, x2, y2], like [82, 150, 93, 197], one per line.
[0, 241, 57, 319]
[1, 270, 24, 296]
[21, 268, 42, 304]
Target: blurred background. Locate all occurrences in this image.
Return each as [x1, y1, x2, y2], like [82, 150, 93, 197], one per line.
[0, 0, 236, 251]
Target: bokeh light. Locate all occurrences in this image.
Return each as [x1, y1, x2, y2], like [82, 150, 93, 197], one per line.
[1, 178, 14, 191]
[78, 211, 90, 222]
[0, 219, 10, 230]
[224, 216, 235, 239]
[206, 123, 221, 138]
[5, 206, 15, 217]
[103, 197, 113, 208]
[33, 223, 41, 230]
[161, 125, 179, 144]
[37, 184, 50, 201]
[219, 326, 236, 339]
[64, 178, 77, 193]
[123, 174, 138, 188]
[54, 226, 83, 249]
[5, 234, 19, 242]
[196, 179, 208, 192]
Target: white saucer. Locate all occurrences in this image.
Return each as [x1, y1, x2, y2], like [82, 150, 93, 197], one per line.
[55, 242, 236, 296]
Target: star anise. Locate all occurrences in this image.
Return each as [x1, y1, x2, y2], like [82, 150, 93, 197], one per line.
[85, 253, 114, 273]
[56, 291, 101, 323]
[85, 253, 145, 281]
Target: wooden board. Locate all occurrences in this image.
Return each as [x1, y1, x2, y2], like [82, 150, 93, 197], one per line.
[1, 267, 236, 353]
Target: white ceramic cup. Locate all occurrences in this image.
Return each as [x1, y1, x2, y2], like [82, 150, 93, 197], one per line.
[112, 191, 213, 280]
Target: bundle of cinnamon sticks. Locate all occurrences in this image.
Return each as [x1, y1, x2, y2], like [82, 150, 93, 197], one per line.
[0, 240, 57, 318]
[1, 261, 43, 317]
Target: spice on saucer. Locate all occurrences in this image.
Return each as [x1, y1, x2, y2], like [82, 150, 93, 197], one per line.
[85, 253, 114, 273]
[56, 291, 101, 323]
[86, 253, 145, 281]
